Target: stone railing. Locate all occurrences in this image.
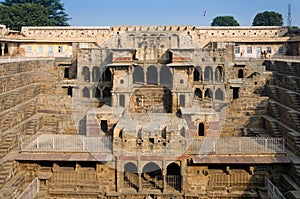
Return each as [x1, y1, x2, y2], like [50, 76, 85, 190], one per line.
[17, 178, 39, 199]
[188, 137, 285, 155]
[265, 177, 286, 199]
[117, 137, 285, 156]
[21, 134, 112, 153]
[0, 57, 54, 64]
[271, 55, 300, 61]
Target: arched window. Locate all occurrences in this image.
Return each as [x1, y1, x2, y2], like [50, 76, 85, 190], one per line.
[92, 66, 101, 82]
[82, 66, 90, 82]
[142, 162, 162, 190]
[204, 89, 213, 100]
[198, 123, 205, 136]
[215, 88, 224, 101]
[124, 162, 138, 190]
[215, 66, 223, 82]
[82, 87, 90, 98]
[195, 88, 202, 100]
[194, 66, 202, 81]
[147, 66, 158, 84]
[238, 69, 244, 78]
[92, 87, 101, 98]
[160, 65, 172, 86]
[133, 65, 144, 84]
[204, 66, 213, 82]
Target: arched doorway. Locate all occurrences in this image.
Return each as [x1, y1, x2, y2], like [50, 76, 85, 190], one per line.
[4, 43, 8, 55]
[133, 65, 144, 84]
[124, 162, 138, 190]
[198, 123, 205, 136]
[166, 163, 181, 191]
[147, 66, 158, 84]
[142, 162, 162, 190]
[238, 69, 244, 78]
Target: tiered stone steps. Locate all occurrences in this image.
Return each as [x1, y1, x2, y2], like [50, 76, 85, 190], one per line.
[0, 161, 19, 190]
[0, 171, 26, 199]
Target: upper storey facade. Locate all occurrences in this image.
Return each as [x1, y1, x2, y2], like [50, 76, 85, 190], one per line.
[0, 25, 292, 58]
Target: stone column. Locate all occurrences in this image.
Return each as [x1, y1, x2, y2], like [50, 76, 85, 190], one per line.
[138, 160, 142, 192]
[157, 67, 160, 85]
[144, 66, 147, 84]
[162, 160, 166, 193]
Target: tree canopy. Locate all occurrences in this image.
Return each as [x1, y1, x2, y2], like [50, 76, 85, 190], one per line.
[0, 0, 70, 30]
[211, 16, 240, 26]
[252, 11, 283, 26]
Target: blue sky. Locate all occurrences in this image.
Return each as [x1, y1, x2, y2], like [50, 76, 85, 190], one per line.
[62, 0, 300, 27]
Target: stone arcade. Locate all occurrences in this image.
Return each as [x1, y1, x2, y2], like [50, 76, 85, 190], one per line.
[0, 25, 300, 198]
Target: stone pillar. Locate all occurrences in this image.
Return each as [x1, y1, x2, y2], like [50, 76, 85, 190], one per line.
[138, 160, 142, 192]
[162, 160, 166, 193]
[157, 67, 160, 85]
[144, 66, 147, 84]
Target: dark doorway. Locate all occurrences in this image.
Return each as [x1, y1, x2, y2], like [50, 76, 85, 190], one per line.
[233, 87, 239, 99]
[215, 66, 223, 82]
[194, 66, 201, 81]
[102, 67, 112, 82]
[101, 120, 108, 133]
[64, 68, 69, 79]
[103, 87, 111, 98]
[238, 69, 244, 78]
[166, 163, 181, 191]
[179, 95, 185, 107]
[198, 123, 205, 136]
[4, 43, 8, 55]
[119, 95, 125, 107]
[67, 86, 72, 97]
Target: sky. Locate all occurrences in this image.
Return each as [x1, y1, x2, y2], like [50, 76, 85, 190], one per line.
[61, 0, 300, 27]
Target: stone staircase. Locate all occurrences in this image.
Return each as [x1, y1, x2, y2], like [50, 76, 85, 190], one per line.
[289, 92, 300, 112]
[0, 171, 26, 199]
[0, 161, 19, 190]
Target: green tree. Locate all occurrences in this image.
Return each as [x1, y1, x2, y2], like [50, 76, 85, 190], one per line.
[211, 16, 240, 26]
[0, 3, 54, 30]
[252, 11, 283, 26]
[2, 0, 70, 26]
